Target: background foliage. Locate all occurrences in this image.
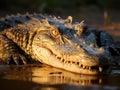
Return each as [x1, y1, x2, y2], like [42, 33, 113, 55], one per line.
[0, 0, 120, 13]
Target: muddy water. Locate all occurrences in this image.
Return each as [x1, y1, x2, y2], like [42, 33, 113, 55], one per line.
[0, 64, 120, 90]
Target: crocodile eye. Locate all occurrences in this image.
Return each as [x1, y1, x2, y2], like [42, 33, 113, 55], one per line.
[51, 30, 59, 36]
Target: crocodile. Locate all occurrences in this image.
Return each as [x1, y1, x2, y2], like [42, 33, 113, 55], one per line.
[0, 13, 119, 75]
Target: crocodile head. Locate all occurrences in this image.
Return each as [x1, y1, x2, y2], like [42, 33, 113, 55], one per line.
[32, 20, 112, 75]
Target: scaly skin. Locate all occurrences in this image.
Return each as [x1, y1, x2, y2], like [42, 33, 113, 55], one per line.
[0, 13, 119, 75]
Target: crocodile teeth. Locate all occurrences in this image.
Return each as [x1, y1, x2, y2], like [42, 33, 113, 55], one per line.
[89, 67, 91, 70]
[83, 66, 86, 69]
[79, 64, 82, 67]
[56, 55, 101, 71]
[99, 67, 103, 72]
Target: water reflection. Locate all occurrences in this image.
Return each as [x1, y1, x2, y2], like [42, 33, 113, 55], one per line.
[0, 64, 120, 90]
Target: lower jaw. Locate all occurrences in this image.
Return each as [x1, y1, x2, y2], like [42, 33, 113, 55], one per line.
[63, 68, 111, 75]
[49, 62, 111, 75]
[48, 62, 99, 75]
[67, 68, 99, 75]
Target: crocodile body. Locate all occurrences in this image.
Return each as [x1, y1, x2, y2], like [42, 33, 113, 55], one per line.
[0, 13, 119, 75]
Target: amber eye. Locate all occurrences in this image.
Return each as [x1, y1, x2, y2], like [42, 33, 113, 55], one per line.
[51, 30, 59, 36]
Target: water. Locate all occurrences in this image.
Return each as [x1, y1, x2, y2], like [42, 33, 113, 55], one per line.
[0, 64, 120, 90]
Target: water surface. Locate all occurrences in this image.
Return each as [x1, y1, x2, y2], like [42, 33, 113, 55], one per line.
[0, 64, 120, 90]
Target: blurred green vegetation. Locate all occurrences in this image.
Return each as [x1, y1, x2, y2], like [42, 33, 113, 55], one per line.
[0, 0, 120, 13]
